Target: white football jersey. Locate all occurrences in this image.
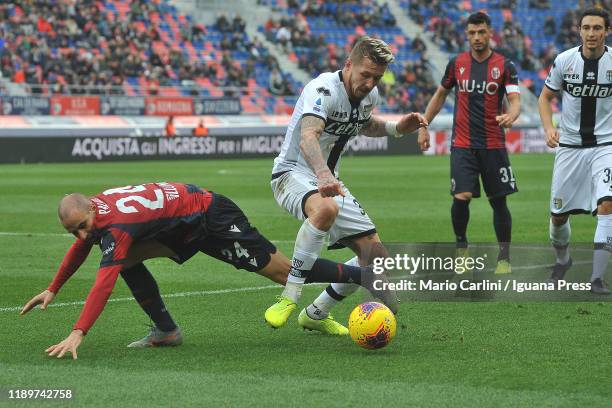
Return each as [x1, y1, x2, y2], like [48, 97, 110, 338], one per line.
[272, 71, 378, 177]
[544, 46, 612, 147]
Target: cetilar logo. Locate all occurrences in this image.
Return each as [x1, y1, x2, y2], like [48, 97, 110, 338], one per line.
[102, 242, 115, 256]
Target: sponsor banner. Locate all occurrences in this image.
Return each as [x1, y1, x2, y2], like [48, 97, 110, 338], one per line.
[51, 96, 100, 115]
[506, 130, 522, 153]
[424, 129, 552, 155]
[521, 128, 555, 153]
[145, 97, 193, 116]
[2, 96, 51, 115]
[101, 96, 146, 116]
[194, 98, 241, 115]
[0, 134, 419, 163]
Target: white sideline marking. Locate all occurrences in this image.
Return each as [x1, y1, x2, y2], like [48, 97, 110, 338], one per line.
[0, 284, 287, 313]
[2, 260, 595, 313]
[0, 231, 295, 244]
[0, 232, 72, 237]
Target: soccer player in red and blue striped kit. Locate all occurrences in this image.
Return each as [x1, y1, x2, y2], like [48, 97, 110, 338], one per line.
[418, 12, 521, 274]
[20, 182, 395, 359]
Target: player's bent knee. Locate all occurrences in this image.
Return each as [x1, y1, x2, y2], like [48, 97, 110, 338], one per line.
[309, 199, 339, 228]
[454, 192, 473, 201]
[347, 234, 389, 265]
[597, 200, 612, 215]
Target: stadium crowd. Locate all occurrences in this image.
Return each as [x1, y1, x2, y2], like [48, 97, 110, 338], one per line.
[0, 0, 291, 98]
[1, 0, 610, 108]
[262, 0, 437, 112]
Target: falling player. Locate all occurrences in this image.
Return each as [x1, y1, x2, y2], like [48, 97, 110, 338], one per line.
[21, 182, 394, 358]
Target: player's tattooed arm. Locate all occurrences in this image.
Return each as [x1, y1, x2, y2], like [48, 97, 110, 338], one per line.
[361, 116, 389, 138]
[300, 115, 327, 173]
[300, 115, 344, 197]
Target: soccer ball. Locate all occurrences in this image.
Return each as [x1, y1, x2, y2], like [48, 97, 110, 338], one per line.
[348, 302, 396, 349]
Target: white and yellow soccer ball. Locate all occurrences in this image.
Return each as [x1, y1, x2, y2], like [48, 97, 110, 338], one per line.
[348, 302, 396, 349]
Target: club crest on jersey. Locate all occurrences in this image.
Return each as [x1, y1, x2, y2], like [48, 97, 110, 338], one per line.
[459, 67, 465, 75]
[553, 197, 562, 210]
[607, 70, 612, 82]
[491, 67, 500, 80]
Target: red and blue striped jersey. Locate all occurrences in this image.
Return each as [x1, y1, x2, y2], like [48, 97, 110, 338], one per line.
[441, 51, 520, 149]
[48, 182, 213, 334]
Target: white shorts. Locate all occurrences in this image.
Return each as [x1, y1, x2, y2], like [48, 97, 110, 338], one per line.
[270, 170, 376, 249]
[550, 145, 612, 215]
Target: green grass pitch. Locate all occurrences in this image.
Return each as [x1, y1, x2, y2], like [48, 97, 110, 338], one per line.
[0, 154, 610, 407]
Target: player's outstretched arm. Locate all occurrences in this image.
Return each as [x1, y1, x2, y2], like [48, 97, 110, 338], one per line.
[496, 93, 521, 128]
[418, 86, 452, 151]
[20, 290, 56, 315]
[300, 115, 344, 197]
[45, 329, 83, 360]
[538, 86, 560, 148]
[362, 114, 428, 139]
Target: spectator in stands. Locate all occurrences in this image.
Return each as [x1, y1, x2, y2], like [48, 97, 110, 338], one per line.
[276, 25, 292, 52]
[411, 35, 427, 53]
[192, 119, 209, 137]
[164, 116, 177, 137]
[529, 0, 551, 9]
[232, 14, 246, 33]
[269, 68, 286, 95]
[216, 13, 232, 33]
[543, 16, 556, 36]
[379, 69, 395, 98]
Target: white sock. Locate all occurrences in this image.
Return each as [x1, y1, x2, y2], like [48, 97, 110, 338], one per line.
[307, 256, 361, 319]
[282, 219, 328, 302]
[591, 214, 612, 282]
[549, 218, 571, 265]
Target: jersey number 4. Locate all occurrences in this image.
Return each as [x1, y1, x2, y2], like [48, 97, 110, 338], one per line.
[103, 185, 164, 214]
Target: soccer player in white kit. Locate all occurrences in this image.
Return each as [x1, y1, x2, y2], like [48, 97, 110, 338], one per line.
[265, 36, 428, 332]
[538, 8, 612, 294]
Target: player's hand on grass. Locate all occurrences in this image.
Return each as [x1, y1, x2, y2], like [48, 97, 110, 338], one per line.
[397, 112, 428, 134]
[544, 127, 560, 148]
[20, 290, 55, 315]
[417, 127, 430, 151]
[316, 168, 344, 198]
[495, 114, 517, 128]
[46, 330, 83, 360]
